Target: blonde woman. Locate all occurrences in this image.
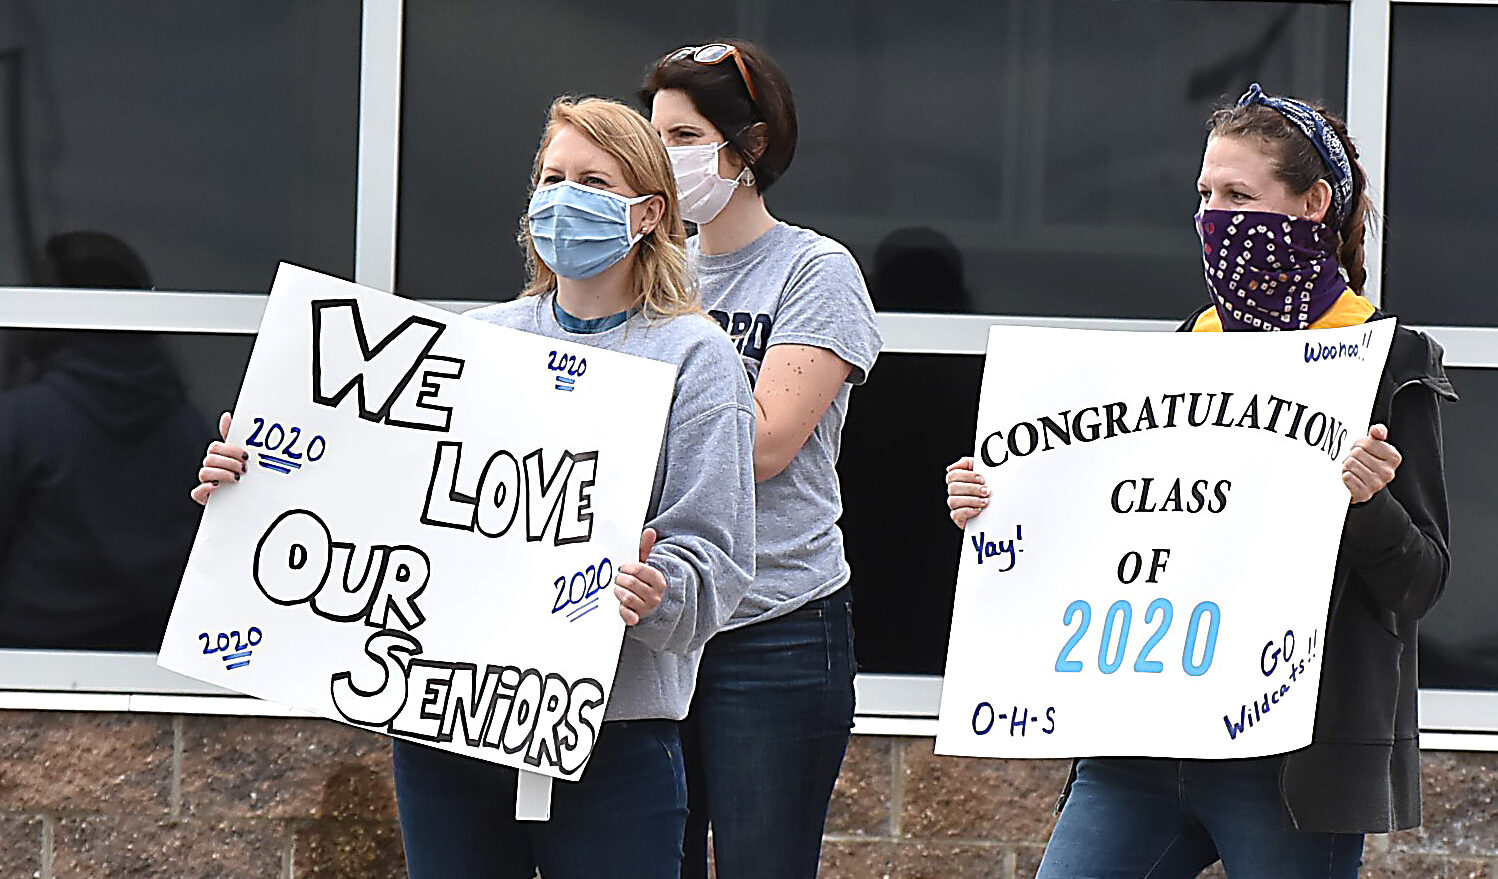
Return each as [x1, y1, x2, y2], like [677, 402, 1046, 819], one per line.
[194, 97, 757, 879]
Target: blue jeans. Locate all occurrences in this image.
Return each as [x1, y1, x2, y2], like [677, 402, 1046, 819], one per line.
[1037, 757, 1364, 879]
[681, 586, 856, 879]
[393, 719, 687, 879]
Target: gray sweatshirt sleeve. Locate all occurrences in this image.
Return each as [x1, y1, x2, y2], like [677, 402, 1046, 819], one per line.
[626, 327, 757, 655]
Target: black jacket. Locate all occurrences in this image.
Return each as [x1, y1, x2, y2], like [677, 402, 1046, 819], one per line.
[0, 332, 206, 650]
[1178, 305, 1457, 832]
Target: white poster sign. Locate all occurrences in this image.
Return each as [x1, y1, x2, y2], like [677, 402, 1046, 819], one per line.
[936, 320, 1395, 759]
[160, 264, 677, 782]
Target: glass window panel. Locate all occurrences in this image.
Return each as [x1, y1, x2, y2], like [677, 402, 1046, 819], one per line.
[0, 2, 360, 292]
[398, 0, 1347, 320]
[846, 358, 1488, 684]
[839, 353, 983, 674]
[396, 0, 718, 301]
[0, 326, 253, 651]
[1384, 5, 1498, 327]
[1418, 367, 1498, 690]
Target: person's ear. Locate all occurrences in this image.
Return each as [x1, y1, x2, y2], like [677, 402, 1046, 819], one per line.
[1303, 179, 1333, 224]
[638, 194, 666, 236]
[740, 121, 770, 165]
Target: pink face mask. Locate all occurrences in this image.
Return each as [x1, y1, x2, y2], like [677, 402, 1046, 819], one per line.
[667, 142, 745, 225]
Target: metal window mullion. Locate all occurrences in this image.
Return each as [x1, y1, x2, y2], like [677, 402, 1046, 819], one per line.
[1346, 0, 1392, 308]
[0, 288, 482, 333]
[13, 298, 1498, 367]
[354, 0, 404, 293]
[0, 288, 268, 334]
[872, 312, 1498, 366]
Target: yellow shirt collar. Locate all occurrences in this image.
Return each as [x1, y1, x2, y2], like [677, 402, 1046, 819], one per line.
[1191, 290, 1376, 333]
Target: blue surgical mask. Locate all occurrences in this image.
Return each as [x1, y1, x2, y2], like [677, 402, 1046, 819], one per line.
[527, 181, 651, 280]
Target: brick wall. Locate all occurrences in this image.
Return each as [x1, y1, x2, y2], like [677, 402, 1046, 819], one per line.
[825, 737, 1498, 879]
[1, 711, 1494, 878]
[0, 712, 401, 879]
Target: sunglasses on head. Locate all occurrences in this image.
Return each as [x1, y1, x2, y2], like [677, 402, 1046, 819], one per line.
[666, 43, 760, 107]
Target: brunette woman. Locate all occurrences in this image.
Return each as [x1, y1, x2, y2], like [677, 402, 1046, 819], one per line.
[947, 84, 1455, 879]
[641, 39, 883, 879]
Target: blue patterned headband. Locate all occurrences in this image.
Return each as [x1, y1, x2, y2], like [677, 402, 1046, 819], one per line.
[1236, 83, 1355, 230]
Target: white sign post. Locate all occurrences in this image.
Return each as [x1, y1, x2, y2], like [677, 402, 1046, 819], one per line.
[160, 264, 677, 785]
[936, 320, 1395, 759]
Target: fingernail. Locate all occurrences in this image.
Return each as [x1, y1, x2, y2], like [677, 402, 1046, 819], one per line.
[210, 480, 220, 486]
[981, 488, 990, 496]
[234, 473, 241, 482]
[241, 453, 249, 461]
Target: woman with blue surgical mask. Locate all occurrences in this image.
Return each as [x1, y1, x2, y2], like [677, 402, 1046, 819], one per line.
[946, 86, 1455, 879]
[638, 39, 883, 879]
[193, 96, 758, 879]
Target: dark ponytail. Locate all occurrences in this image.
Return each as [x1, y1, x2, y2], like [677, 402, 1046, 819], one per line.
[1322, 113, 1371, 294]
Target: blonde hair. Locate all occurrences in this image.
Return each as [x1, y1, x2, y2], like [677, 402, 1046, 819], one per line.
[519, 96, 699, 318]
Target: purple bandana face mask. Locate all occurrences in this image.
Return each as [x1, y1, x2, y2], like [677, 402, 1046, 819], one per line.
[1195, 209, 1347, 332]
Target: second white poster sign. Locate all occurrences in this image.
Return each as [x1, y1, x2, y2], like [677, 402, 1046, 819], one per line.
[937, 320, 1395, 759]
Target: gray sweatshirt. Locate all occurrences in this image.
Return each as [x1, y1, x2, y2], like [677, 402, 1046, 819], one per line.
[465, 294, 756, 721]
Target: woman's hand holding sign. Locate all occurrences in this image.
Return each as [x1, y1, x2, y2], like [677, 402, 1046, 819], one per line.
[1342, 424, 1402, 504]
[192, 412, 247, 505]
[615, 527, 667, 625]
[946, 456, 989, 528]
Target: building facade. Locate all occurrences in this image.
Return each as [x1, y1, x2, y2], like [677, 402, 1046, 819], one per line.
[2, 2, 1496, 876]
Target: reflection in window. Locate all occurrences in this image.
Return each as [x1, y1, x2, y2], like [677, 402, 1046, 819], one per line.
[766, 0, 1348, 320]
[399, 0, 1347, 320]
[398, 0, 717, 301]
[1418, 368, 1498, 690]
[1385, 5, 1498, 326]
[0, 243, 253, 650]
[0, 1, 360, 292]
[839, 353, 983, 674]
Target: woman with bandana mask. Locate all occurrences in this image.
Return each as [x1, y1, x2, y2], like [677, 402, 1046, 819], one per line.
[194, 97, 757, 879]
[945, 85, 1455, 879]
[638, 39, 883, 879]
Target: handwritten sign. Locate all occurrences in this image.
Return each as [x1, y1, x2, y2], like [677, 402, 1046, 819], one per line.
[936, 320, 1395, 759]
[159, 264, 677, 781]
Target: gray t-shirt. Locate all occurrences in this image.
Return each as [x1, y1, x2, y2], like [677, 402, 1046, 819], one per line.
[465, 294, 757, 721]
[690, 222, 882, 628]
